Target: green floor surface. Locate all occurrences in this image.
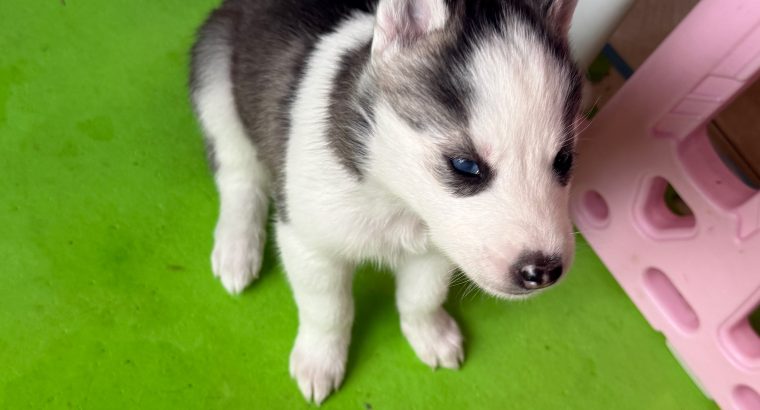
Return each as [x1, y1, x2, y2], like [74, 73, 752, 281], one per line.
[0, 1, 716, 409]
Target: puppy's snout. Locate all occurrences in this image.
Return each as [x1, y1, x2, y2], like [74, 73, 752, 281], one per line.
[513, 252, 563, 290]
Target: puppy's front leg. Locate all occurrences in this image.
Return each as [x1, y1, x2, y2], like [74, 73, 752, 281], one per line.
[277, 223, 354, 404]
[395, 252, 463, 369]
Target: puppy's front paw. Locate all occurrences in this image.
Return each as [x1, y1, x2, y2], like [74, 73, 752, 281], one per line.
[289, 336, 347, 405]
[401, 309, 464, 369]
[211, 224, 263, 295]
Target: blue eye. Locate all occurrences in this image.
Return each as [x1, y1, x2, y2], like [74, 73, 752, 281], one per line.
[451, 158, 481, 176]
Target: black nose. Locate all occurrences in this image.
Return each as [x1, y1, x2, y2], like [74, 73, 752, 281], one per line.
[513, 252, 563, 290]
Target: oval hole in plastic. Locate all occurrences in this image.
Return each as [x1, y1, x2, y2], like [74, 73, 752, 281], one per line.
[644, 268, 699, 333]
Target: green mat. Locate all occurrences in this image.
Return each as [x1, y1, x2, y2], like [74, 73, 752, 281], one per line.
[0, 1, 716, 408]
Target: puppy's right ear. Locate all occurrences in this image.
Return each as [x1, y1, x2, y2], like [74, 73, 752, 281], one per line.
[372, 0, 449, 60]
[541, 0, 578, 38]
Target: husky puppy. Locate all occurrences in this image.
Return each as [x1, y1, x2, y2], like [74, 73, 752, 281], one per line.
[190, 0, 581, 403]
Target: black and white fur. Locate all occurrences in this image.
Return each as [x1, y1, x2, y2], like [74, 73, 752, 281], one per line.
[190, 0, 581, 403]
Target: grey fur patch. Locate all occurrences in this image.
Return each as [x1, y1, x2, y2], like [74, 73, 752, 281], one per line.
[232, 40, 313, 223]
[203, 138, 219, 173]
[372, 35, 473, 133]
[327, 43, 374, 178]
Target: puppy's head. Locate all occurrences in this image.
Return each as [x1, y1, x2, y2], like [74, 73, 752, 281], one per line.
[366, 0, 582, 298]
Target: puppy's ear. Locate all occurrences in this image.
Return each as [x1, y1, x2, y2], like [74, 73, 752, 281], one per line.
[542, 0, 578, 38]
[372, 0, 449, 59]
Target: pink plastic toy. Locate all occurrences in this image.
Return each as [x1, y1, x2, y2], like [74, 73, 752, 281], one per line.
[570, 1, 760, 409]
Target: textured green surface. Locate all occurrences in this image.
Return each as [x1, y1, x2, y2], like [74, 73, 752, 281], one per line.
[0, 1, 716, 409]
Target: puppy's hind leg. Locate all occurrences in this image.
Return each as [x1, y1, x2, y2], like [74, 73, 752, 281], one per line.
[191, 20, 270, 295]
[208, 131, 269, 295]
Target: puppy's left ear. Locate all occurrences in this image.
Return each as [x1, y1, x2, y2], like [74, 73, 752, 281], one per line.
[372, 0, 449, 60]
[542, 0, 578, 38]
